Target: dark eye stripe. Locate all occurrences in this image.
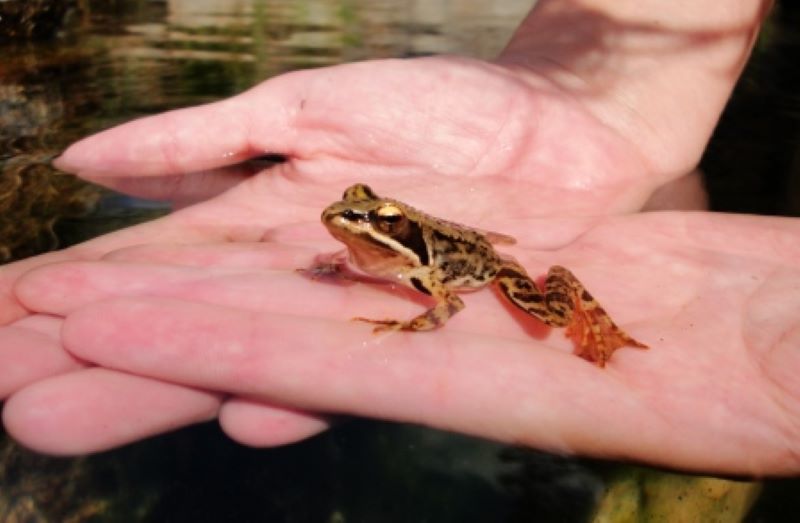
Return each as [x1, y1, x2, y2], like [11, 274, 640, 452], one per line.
[342, 209, 362, 221]
[402, 220, 429, 266]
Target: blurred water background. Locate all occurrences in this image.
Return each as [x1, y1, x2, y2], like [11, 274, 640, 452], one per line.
[1, 1, 798, 521]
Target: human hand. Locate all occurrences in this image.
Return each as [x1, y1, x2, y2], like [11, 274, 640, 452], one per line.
[5, 210, 800, 475]
[0, 0, 772, 467]
[0, 51, 680, 446]
[4, 49, 691, 325]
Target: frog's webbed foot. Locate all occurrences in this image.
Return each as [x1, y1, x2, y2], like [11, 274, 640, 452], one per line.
[496, 263, 647, 367]
[564, 292, 648, 367]
[549, 266, 648, 367]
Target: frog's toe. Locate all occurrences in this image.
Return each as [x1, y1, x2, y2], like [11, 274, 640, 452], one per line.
[352, 317, 403, 333]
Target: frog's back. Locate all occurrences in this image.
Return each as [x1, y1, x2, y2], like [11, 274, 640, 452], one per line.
[392, 199, 511, 288]
[400, 202, 516, 244]
[424, 222, 503, 288]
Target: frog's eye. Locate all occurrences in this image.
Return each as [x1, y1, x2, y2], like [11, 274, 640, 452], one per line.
[373, 204, 406, 233]
[376, 204, 404, 220]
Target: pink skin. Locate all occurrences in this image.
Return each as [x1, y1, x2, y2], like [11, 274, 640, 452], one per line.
[2, 1, 790, 474]
[6, 212, 800, 474]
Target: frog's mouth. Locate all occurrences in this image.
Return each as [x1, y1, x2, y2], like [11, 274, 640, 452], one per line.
[325, 220, 396, 253]
[325, 219, 423, 268]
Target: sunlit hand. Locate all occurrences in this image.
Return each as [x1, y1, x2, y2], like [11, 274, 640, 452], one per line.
[6, 210, 800, 475]
[0, 0, 772, 469]
[0, 54, 679, 448]
[2, 52, 685, 326]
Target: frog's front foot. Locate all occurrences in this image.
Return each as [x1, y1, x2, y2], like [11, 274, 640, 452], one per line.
[352, 317, 405, 333]
[297, 251, 362, 283]
[297, 263, 342, 280]
[352, 313, 446, 333]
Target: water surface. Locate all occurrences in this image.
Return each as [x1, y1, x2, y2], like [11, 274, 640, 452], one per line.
[1, 1, 799, 521]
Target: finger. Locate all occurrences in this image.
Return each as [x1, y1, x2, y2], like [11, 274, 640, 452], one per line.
[0, 191, 297, 326]
[65, 297, 791, 473]
[11, 313, 62, 336]
[53, 75, 305, 178]
[61, 298, 642, 457]
[0, 213, 199, 325]
[3, 368, 222, 455]
[0, 320, 85, 399]
[15, 260, 538, 341]
[218, 398, 329, 447]
[79, 156, 285, 202]
[15, 260, 309, 316]
[15, 259, 424, 325]
[82, 169, 249, 203]
[102, 242, 319, 268]
[1, 315, 332, 452]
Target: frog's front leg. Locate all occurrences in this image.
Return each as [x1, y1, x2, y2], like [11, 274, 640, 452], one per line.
[297, 250, 352, 280]
[495, 262, 647, 367]
[354, 275, 465, 333]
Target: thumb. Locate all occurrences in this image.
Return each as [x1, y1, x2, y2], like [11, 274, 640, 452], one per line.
[54, 72, 309, 178]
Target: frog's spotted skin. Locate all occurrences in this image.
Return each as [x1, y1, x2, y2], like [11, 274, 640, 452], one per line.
[313, 183, 648, 367]
[494, 262, 647, 366]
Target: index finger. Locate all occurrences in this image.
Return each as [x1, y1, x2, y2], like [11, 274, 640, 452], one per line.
[53, 73, 307, 178]
[0, 211, 203, 324]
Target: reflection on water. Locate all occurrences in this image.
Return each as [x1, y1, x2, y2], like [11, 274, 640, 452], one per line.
[79, 0, 532, 111]
[161, 0, 529, 63]
[1, 0, 799, 521]
[0, 0, 532, 261]
[0, 153, 99, 262]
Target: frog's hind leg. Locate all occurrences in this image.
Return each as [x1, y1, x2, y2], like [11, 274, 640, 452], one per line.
[495, 262, 647, 367]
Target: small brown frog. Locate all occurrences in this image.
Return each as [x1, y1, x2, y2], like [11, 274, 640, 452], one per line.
[311, 183, 647, 367]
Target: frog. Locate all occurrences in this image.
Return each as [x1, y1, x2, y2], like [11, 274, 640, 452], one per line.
[309, 183, 647, 367]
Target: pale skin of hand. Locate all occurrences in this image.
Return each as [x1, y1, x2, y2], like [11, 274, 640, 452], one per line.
[2, 0, 790, 475]
[5, 209, 800, 476]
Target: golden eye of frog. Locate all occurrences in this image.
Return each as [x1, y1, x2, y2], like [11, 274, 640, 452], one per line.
[311, 183, 647, 367]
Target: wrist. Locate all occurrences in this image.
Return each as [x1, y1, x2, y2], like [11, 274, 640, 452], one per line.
[496, 0, 773, 177]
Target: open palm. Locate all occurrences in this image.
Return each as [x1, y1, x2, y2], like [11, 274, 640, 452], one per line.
[2, 56, 796, 475]
[0, 55, 669, 325]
